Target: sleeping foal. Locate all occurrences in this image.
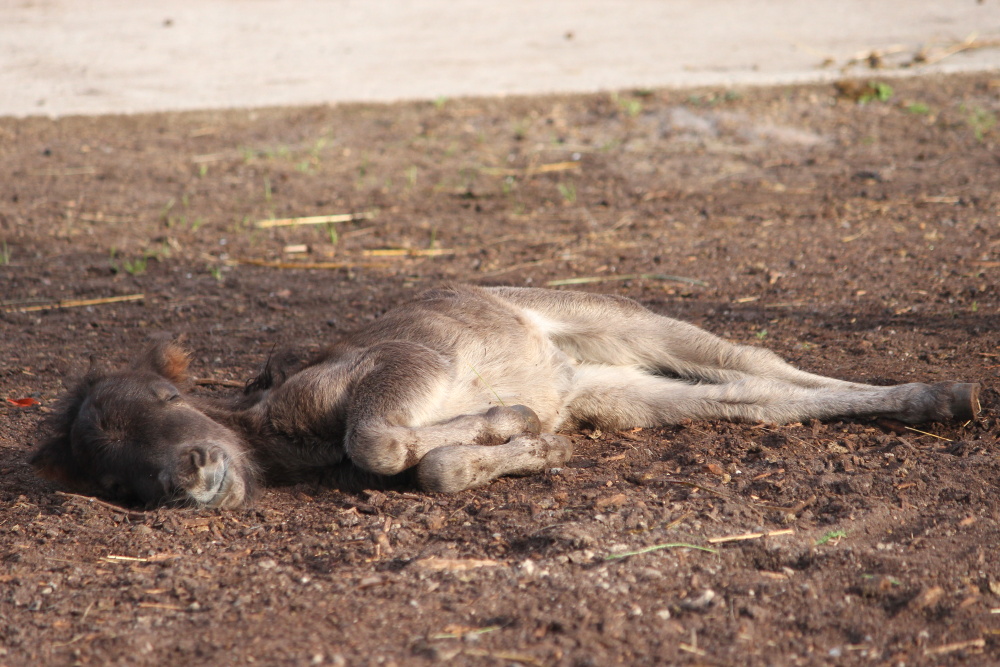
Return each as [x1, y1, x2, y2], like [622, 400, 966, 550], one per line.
[32, 285, 980, 508]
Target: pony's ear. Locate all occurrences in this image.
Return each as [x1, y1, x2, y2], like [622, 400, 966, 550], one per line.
[133, 341, 190, 384]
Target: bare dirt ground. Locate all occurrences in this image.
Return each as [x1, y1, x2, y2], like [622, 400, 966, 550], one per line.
[1, 73, 999, 666]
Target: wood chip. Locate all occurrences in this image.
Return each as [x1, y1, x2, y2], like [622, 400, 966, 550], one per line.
[181, 517, 214, 527]
[678, 643, 707, 656]
[911, 585, 945, 610]
[594, 493, 628, 510]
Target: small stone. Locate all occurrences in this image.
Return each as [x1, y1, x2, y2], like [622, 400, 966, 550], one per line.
[681, 589, 716, 611]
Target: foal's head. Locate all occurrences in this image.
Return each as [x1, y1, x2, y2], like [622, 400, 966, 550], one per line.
[31, 342, 254, 508]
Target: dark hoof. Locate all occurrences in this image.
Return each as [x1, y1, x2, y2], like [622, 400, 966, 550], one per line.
[950, 383, 981, 420]
[508, 404, 542, 434]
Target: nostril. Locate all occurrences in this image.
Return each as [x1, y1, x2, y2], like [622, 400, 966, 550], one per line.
[189, 447, 208, 469]
[186, 445, 225, 470]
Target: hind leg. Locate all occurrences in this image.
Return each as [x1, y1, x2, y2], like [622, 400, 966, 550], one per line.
[564, 366, 980, 429]
[489, 286, 868, 390]
[416, 433, 574, 493]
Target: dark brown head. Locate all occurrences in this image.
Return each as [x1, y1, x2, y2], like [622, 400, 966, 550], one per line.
[31, 342, 255, 508]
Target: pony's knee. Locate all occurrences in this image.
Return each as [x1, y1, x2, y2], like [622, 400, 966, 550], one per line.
[347, 429, 415, 477]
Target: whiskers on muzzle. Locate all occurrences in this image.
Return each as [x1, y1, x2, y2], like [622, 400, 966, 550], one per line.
[160, 443, 257, 509]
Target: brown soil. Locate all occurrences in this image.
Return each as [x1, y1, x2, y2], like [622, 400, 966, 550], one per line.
[1, 73, 999, 666]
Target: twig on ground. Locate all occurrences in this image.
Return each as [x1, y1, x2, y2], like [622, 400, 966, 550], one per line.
[606, 542, 718, 560]
[462, 648, 545, 666]
[103, 553, 181, 564]
[546, 273, 708, 287]
[3, 294, 144, 313]
[230, 258, 381, 270]
[363, 248, 454, 257]
[917, 34, 992, 66]
[707, 528, 795, 544]
[430, 626, 501, 640]
[678, 643, 708, 657]
[663, 512, 693, 531]
[137, 602, 187, 611]
[254, 212, 375, 229]
[51, 632, 102, 649]
[904, 426, 953, 442]
[481, 161, 580, 177]
[924, 638, 985, 656]
[55, 490, 142, 514]
[193, 377, 247, 389]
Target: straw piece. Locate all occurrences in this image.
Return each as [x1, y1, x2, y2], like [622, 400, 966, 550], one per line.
[546, 273, 707, 287]
[707, 528, 795, 544]
[255, 212, 375, 229]
[363, 248, 454, 258]
[924, 638, 985, 656]
[481, 161, 581, 177]
[231, 258, 380, 270]
[3, 293, 144, 313]
[605, 542, 718, 560]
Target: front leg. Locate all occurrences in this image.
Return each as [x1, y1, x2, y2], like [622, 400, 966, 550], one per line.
[343, 342, 541, 477]
[416, 433, 574, 493]
[348, 404, 543, 476]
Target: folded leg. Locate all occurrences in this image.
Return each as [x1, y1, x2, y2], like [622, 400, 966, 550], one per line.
[416, 433, 573, 493]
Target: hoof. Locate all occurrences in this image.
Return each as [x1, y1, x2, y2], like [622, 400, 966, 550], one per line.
[950, 383, 981, 420]
[541, 433, 574, 466]
[508, 404, 542, 434]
